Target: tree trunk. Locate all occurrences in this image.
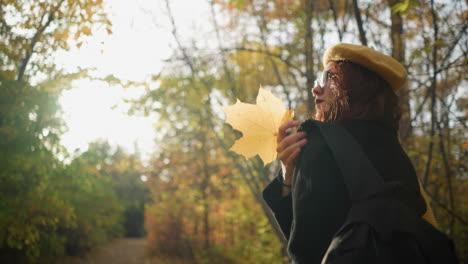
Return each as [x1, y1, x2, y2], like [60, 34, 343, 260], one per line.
[387, 0, 412, 141]
[352, 0, 367, 46]
[328, 0, 343, 41]
[200, 132, 211, 250]
[305, 0, 315, 114]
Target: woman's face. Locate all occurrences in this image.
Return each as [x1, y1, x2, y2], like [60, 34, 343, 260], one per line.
[312, 62, 340, 118]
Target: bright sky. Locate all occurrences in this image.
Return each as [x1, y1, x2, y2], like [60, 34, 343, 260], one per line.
[57, 0, 209, 159]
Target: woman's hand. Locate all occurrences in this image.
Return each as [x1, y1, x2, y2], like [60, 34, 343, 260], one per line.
[277, 120, 308, 187]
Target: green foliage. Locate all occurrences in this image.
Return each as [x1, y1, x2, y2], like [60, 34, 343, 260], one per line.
[58, 146, 125, 255]
[0, 78, 125, 261]
[391, 0, 419, 15]
[0, 72, 73, 262]
[69, 141, 148, 240]
[0, 0, 148, 263]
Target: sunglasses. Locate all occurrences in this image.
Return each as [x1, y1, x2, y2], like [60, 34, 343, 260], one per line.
[314, 70, 330, 88]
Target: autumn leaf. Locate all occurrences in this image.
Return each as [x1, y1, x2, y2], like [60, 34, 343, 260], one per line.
[222, 87, 294, 165]
[81, 26, 92, 36]
[74, 31, 81, 40]
[54, 31, 69, 41]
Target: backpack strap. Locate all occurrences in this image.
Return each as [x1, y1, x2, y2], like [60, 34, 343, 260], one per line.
[311, 120, 459, 263]
[312, 120, 438, 227]
[311, 120, 384, 202]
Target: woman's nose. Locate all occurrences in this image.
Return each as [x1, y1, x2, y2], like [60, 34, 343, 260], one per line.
[312, 84, 323, 96]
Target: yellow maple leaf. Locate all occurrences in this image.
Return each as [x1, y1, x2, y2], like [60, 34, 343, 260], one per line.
[222, 87, 294, 165]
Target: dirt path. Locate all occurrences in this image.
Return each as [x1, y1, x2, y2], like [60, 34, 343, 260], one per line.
[56, 238, 195, 264]
[56, 238, 148, 264]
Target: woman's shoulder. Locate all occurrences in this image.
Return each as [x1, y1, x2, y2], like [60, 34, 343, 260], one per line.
[298, 118, 331, 134]
[297, 119, 399, 160]
[297, 119, 331, 154]
[339, 119, 397, 137]
[300, 119, 397, 140]
[298, 119, 324, 140]
[298, 118, 379, 137]
[299, 118, 387, 129]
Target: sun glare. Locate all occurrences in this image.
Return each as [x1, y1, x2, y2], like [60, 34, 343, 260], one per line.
[59, 79, 155, 155]
[56, 0, 209, 158]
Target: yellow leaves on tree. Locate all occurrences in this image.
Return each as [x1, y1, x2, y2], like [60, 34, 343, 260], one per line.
[223, 87, 294, 165]
[81, 26, 92, 36]
[54, 31, 69, 41]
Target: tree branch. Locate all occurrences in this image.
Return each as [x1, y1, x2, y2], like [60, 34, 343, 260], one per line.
[328, 0, 343, 41]
[208, 0, 237, 99]
[352, 0, 367, 46]
[17, 0, 66, 82]
[221, 47, 304, 76]
[304, 0, 315, 113]
[251, 1, 293, 109]
[425, 189, 467, 226]
[422, 0, 439, 188]
[17, 13, 53, 82]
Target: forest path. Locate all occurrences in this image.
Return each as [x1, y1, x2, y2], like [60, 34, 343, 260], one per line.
[55, 238, 193, 264]
[55, 238, 147, 264]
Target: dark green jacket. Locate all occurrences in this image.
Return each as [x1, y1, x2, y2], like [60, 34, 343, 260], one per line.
[263, 119, 426, 264]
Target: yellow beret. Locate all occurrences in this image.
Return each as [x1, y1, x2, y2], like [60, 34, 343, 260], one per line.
[323, 43, 407, 92]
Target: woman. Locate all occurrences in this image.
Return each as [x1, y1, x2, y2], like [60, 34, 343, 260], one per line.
[262, 43, 429, 263]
